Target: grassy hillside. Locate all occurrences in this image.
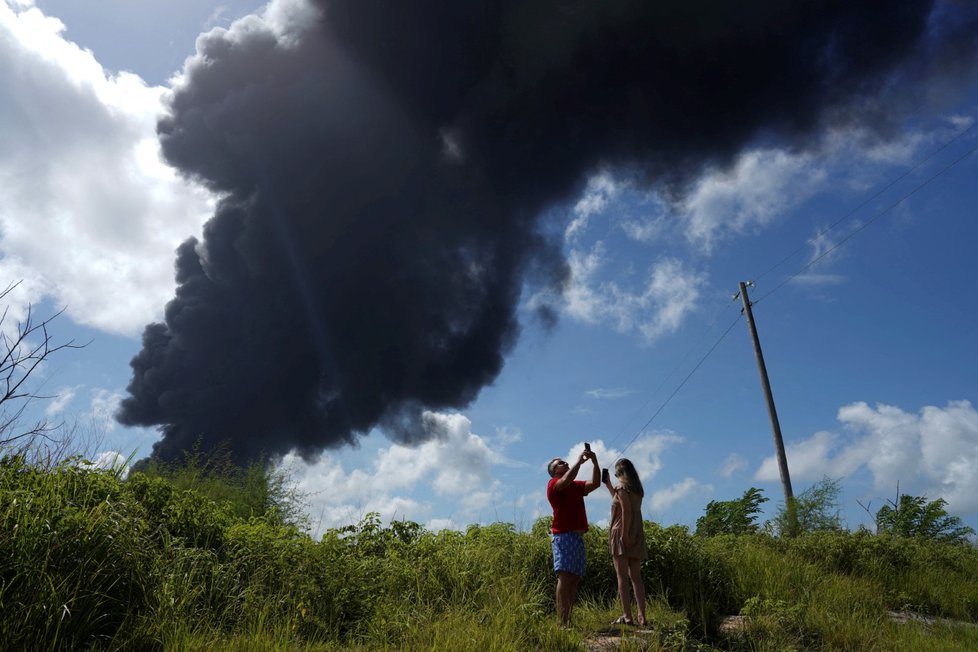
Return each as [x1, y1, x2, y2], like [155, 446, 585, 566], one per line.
[2, 454, 977, 651]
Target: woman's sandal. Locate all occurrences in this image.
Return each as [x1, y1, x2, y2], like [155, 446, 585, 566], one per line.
[612, 616, 634, 625]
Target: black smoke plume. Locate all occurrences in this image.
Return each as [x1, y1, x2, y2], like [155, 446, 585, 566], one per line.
[118, 0, 978, 463]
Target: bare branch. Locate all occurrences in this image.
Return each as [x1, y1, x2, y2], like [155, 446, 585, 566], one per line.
[0, 283, 89, 450]
[855, 498, 878, 534]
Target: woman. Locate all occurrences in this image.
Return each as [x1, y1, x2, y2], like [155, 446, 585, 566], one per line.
[604, 458, 648, 626]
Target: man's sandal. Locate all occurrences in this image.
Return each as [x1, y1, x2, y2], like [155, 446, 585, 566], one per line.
[612, 616, 634, 625]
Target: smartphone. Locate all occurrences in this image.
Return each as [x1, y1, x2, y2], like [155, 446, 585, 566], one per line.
[602, 468, 610, 484]
[584, 442, 591, 453]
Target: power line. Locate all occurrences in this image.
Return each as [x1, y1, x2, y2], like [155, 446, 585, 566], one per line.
[616, 311, 742, 460]
[753, 134, 978, 305]
[752, 119, 977, 286]
[601, 298, 739, 454]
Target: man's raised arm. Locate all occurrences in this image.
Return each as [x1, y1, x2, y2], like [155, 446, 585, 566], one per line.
[553, 451, 588, 491]
[582, 451, 601, 494]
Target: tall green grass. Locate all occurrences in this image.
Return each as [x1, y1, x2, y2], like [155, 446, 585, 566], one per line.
[2, 453, 977, 650]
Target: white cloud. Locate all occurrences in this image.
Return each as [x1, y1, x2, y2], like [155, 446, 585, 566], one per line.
[425, 518, 460, 532]
[260, 0, 321, 41]
[913, 402, 978, 512]
[571, 405, 598, 416]
[81, 450, 129, 479]
[88, 389, 125, 433]
[668, 118, 967, 253]
[281, 410, 509, 537]
[636, 259, 706, 341]
[857, 127, 934, 166]
[620, 216, 667, 243]
[565, 170, 672, 245]
[585, 387, 635, 400]
[788, 223, 852, 287]
[681, 148, 824, 253]
[492, 425, 523, 447]
[649, 477, 713, 512]
[622, 432, 685, 481]
[719, 453, 747, 478]
[203, 5, 231, 29]
[0, 1, 215, 336]
[755, 430, 838, 484]
[0, 276, 48, 331]
[515, 489, 547, 524]
[565, 171, 620, 241]
[948, 114, 974, 131]
[789, 273, 846, 286]
[837, 402, 923, 488]
[807, 224, 846, 266]
[556, 243, 706, 343]
[559, 241, 607, 323]
[754, 400, 978, 514]
[460, 490, 494, 513]
[44, 385, 80, 417]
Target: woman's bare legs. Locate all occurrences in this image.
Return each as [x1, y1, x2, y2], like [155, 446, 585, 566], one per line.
[612, 554, 633, 622]
[627, 557, 647, 626]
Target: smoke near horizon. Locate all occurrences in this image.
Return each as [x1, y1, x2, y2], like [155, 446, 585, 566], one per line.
[117, 0, 978, 463]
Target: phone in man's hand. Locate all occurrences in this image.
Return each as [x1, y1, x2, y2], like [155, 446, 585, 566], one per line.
[584, 442, 591, 453]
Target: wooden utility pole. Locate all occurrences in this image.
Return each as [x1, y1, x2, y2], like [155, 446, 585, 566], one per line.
[737, 281, 794, 512]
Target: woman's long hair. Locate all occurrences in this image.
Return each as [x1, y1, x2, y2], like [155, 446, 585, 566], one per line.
[615, 458, 644, 497]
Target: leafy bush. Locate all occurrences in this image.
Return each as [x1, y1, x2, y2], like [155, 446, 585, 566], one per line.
[769, 476, 844, 536]
[128, 472, 235, 550]
[750, 529, 978, 620]
[0, 455, 153, 649]
[696, 487, 768, 536]
[876, 494, 976, 544]
[137, 442, 305, 527]
[644, 523, 737, 635]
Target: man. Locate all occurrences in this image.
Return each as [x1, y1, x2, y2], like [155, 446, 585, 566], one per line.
[546, 447, 600, 626]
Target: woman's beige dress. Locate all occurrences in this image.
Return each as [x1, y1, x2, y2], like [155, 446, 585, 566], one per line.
[609, 488, 647, 559]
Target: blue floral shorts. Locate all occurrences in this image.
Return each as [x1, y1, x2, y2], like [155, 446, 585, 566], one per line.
[552, 532, 586, 577]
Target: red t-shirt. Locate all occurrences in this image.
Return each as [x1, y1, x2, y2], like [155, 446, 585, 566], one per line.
[547, 477, 588, 534]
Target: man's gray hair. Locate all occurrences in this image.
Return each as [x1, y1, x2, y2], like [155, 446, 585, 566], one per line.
[547, 458, 560, 477]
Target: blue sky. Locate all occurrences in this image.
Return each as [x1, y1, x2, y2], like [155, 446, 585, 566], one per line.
[2, 0, 977, 538]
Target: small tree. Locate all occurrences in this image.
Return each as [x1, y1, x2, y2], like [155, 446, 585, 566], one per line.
[139, 440, 309, 528]
[769, 476, 843, 536]
[0, 281, 85, 452]
[696, 487, 768, 536]
[875, 494, 975, 544]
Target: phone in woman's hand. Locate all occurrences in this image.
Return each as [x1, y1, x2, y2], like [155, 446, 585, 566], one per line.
[602, 468, 610, 484]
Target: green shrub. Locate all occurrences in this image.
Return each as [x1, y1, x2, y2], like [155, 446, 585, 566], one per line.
[644, 523, 736, 635]
[0, 456, 154, 649]
[769, 476, 844, 536]
[876, 494, 976, 544]
[696, 487, 768, 536]
[137, 445, 305, 527]
[128, 472, 235, 550]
